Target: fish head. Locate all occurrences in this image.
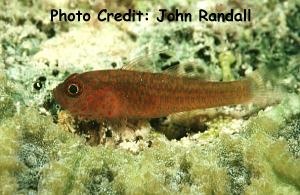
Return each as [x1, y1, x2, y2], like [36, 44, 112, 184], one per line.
[53, 73, 89, 117]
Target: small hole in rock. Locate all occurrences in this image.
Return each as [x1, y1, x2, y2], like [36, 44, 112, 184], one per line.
[105, 130, 112, 138]
[184, 65, 194, 73]
[33, 82, 43, 90]
[52, 69, 59, 76]
[38, 76, 46, 82]
[111, 62, 117, 68]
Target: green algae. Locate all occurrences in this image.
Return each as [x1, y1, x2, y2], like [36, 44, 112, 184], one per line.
[0, 73, 16, 122]
[1, 95, 299, 194]
[219, 51, 235, 81]
[0, 0, 299, 194]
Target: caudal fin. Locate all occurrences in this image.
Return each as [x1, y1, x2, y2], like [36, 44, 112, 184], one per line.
[247, 70, 283, 106]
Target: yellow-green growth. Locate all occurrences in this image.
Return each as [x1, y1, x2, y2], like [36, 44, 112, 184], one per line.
[219, 51, 235, 81]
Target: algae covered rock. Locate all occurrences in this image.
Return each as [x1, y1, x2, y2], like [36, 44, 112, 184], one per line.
[0, 0, 299, 194]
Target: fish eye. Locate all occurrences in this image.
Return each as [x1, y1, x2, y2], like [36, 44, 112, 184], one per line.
[67, 83, 81, 97]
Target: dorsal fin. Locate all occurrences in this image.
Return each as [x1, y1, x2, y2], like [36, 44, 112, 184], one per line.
[121, 48, 172, 72]
[120, 49, 209, 80]
[121, 55, 155, 72]
[162, 59, 210, 79]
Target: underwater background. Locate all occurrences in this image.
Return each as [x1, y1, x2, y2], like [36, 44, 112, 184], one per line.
[0, 0, 299, 194]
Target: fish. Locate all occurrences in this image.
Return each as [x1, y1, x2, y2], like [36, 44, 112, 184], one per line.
[53, 69, 266, 120]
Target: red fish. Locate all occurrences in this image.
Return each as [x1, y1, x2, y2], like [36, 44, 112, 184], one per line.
[53, 69, 264, 120]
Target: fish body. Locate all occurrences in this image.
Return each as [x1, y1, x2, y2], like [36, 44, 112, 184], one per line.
[53, 69, 259, 120]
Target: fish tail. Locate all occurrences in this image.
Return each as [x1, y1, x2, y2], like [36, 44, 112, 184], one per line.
[247, 70, 282, 106]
